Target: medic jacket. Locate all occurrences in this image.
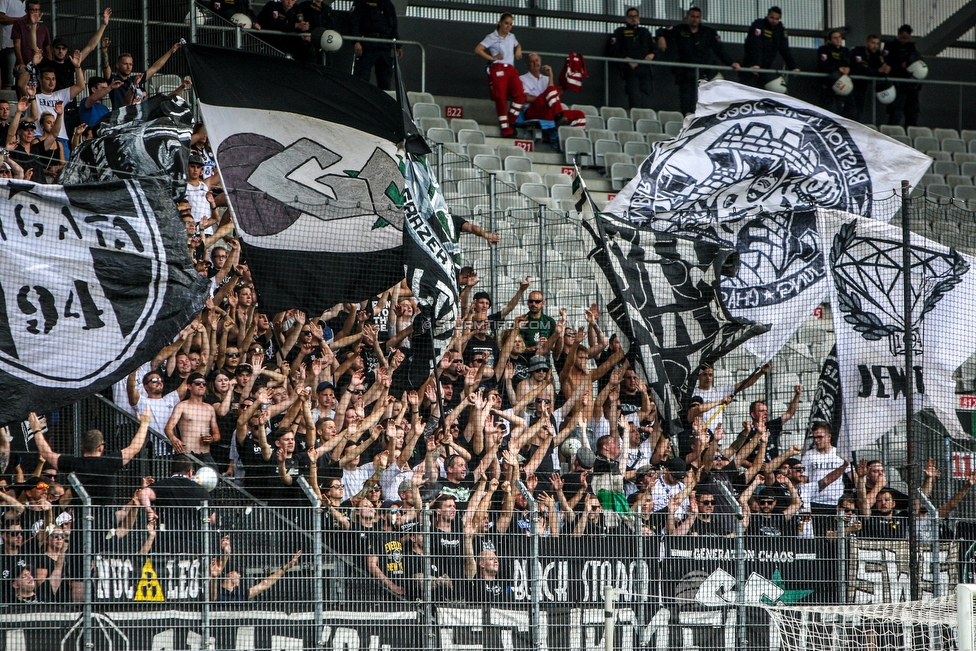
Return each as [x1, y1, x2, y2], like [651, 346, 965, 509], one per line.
[850, 46, 886, 77]
[349, 0, 399, 40]
[743, 17, 797, 70]
[882, 39, 919, 79]
[609, 23, 656, 63]
[662, 23, 734, 66]
[816, 43, 850, 75]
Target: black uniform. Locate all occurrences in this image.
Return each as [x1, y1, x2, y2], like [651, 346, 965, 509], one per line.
[850, 45, 887, 121]
[742, 17, 796, 88]
[256, 0, 315, 61]
[348, 0, 401, 90]
[609, 22, 657, 108]
[660, 23, 735, 114]
[882, 38, 921, 127]
[816, 43, 854, 118]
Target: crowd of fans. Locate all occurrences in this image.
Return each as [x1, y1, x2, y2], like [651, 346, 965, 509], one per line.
[0, 1, 956, 608]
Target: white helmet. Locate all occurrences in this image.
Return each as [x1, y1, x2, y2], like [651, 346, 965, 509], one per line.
[230, 13, 252, 28]
[876, 82, 897, 104]
[832, 74, 853, 96]
[764, 75, 788, 93]
[320, 29, 343, 52]
[710, 72, 724, 81]
[907, 59, 928, 79]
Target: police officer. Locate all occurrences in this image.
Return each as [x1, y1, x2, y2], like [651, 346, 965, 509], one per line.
[657, 7, 739, 115]
[742, 6, 799, 88]
[609, 7, 656, 109]
[883, 24, 921, 127]
[816, 29, 854, 118]
[850, 34, 891, 122]
[349, 0, 402, 90]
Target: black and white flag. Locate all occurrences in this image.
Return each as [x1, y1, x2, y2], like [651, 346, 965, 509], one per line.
[606, 81, 931, 362]
[186, 45, 408, 315]
[58, 94, 194, 201]
[402, 156, 459, 387]
[818, 208, 976, 457]
[0, 179, 209, 425]
[576, 175, 769, 432]
[807, 343, 842, 439]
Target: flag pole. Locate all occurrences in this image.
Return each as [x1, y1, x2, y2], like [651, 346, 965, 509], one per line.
[901, 179, 919, 601]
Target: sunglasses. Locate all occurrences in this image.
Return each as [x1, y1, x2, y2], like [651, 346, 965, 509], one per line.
[226, 352, 241, 357]
[535, 398, 551, 404]
[527, 299, 543, 304]
[191, 380, 207, 386]
[250, 348, 264, 354]
[146, 378, 163, 384]
[329, 484, 344, 490]
[50, 534, 65, 540]
[759, 499, 776, 505]
[698, 500, 714, 505]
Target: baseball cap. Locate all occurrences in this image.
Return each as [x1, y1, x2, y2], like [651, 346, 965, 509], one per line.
[187, 372, 206, 385]
[188, 154, 204, 166]
[52, 37, 69, 48]
[381, 499, 402, 510]
[664, 458, 687, 473]
[316, 381, 335, 393]
[576, 447, 595, 469]
[527, 355, 549, 372]
[234, 364, 253, 375]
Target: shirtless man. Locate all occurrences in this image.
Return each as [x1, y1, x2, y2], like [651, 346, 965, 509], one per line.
[559, 333, 622, 402]
[165, 372, 220, 465]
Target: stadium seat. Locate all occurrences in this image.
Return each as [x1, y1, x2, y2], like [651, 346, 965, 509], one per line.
[604, 152, 632, 170]
[658, 110, 684, 125]
[935, 128, 960, 141]
[891, 134, 912, 146]
[962, 130, 976, 143]
[585, 116, 605, 131]
[497, 145, 527, 160]
[588, 128, 616, 144]
[473, 154, 503, 172]
[610, 162, 638, 190]
[927, 183, 952, 198]
[600, 106, 628, 121]
[934, 161, 960, 177]
[419, 116, 449, 132]
[954, 186, 976, 201]
[954, 152, 976, 164]
[943, 138, 967, 153]
[907, 126, 933, 140]
[571, 104, 599, 117]
[630, 108, 657, 121]
[927, 151, 951, 162]
[558, 198, 577, 214]
[427, 127, 455, 143]
[544, 173, 573, 188]
[646, 133, 671, 144]
[450, 118, 481, 134]
[624, 141, 650, 159]
[914, 136, 939, 152]
[593, 139, 622, 168]
[466, 144, 495, 158]
[551, 184, 575, 201]
[558, 125, 586, 149]
[456, 179, 487, 197]
[497, 194, 530, 210]
[457, 129, 486, 149]
[920, 173, 946, 186]
[664, 121, 683, 136]
[635, 118, 662, 134]
[880, 125, 906, 137]
[504, 156, 533, 172]
[413, 102, 441, 119]
[607, 116, 634, 132]
[617, 131, 645, 147]
[564, 137, 593, 165]
[408, 91, 435, 106]
[520, 182, 549, 200]
[962, 162, 976, 177]
[969, 140, 976, 153]
[947, 174, 972, 188]
[514, 171, 543, 187]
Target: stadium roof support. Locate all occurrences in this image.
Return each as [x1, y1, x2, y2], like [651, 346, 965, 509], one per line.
[916, 2, 976, 56]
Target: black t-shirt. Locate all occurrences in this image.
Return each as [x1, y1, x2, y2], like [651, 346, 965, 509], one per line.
[57, 451, 124, 505]
[1, 552, 30, 605]
[431, 522, 464, 581]
[238, 433, 275, 500]
[746, 513, 792, 537]
[619, 390, 642, 416]
[463, 334, 500, 368]
[861, 515, 908, 539]
[369, 529, 406, 588]
[272, 451, 312, 506]
[151, 475, 212, 534]
[690, 514, 735, 536]
[217, 583, 248, 602]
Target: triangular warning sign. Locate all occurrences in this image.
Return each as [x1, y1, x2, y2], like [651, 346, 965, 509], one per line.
[134, 558, 165, 602]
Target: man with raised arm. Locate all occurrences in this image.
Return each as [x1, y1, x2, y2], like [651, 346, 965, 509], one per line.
[165, 372, 221, 465]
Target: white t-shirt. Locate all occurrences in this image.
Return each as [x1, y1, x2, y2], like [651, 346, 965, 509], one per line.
[698, 384, 732, 427]
[519, 72, 550, 98]
[34, 88, 71, 140]
[479, 30, 519, 67]
[185, 180, 212, 231]
[0, 0, 25, 49]
[801, 447, 847, 506]
[134, 392, 182, 456]
[651, 477, 687, 514]
[343, 462, 375, 496]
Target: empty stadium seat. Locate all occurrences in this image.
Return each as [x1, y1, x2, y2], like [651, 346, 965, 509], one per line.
[604, 152, 632, 169]
[600, 106, 628, 121]
[607, 116, 634, 132]
[892, 134, 912, 146]
[624, 141, 650, 159]
[544, 173, 573, 188]
[558, 125, 586, 149]
[920, 173, 946, 186]
[520, 183, 550, 200]
[551, 184, 575, 201]
[473, 154, 503, 172]
[450, 118, 481, 134]
[934, 161, 960, 176]
[419, 117, 449, 132]
[969, 140, 976, 153]
[954, 186, 976, 201]
[588, 128, 616, 143]
[658, 110, 684, 125]
[927, 184, 952, 198]
[427, 127, 455, 143]
[497, 145, 527, 160]
[962, 130, 976, 143]
[914, 136, 939, 152]
[635, 118, 662, 134]
[646, 133, 671, 144]
[457, 129, 486, 149]
[927, 151, 951, 162]
[594, 139, 622, 167]
[466, 144, 495, 158]
[947, 174, 972, 188]
[907, 126, 933, 140]
[954, 152, 976, 164]
[935, 128, 960, 141]
[610, 162, 638, 190]
[630, 108, 657, 121]
[571, 104, 599, 117]
[962, 162, 976, 177]
[413, 102, 441, 118]
[408, 91, 435, 106]
[564, 137, 593, 165]
[880, 125, 906, 137]
[585, 116, 605, 130]
[618, 131, 645, 147]
[514, 171, 543, 187]
[943, 138, 967, 153]
[664, 121, 683, 136]
[504, 156, 533, 172]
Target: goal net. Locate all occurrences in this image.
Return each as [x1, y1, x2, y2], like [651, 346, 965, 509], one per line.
[762, 596, 958, 651]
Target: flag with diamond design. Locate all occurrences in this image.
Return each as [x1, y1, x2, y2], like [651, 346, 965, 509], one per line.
[818, 207, 976, 457]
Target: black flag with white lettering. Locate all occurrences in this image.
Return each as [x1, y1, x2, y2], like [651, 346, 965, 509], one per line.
[0, 179, 209, 426]
[807, 343, 842, 441]
[186, 44, 408, 315]
[576, 175, 770, 433]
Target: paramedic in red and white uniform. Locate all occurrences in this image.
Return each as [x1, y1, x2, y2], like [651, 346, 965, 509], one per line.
[519, 53, 586, 127]
[475, 13, 524, 138]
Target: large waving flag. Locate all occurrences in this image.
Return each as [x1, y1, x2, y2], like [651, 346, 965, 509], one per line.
[576, 175, 769, 433]
[0, 179, 208, 425]
[186, 45, 408, 315]
[606, 80, 932, 362]
[817, 208, 976, 458]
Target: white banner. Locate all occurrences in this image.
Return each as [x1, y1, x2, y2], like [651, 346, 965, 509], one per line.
[606, 80, 931, 362]
[817, 208, 976, 457]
